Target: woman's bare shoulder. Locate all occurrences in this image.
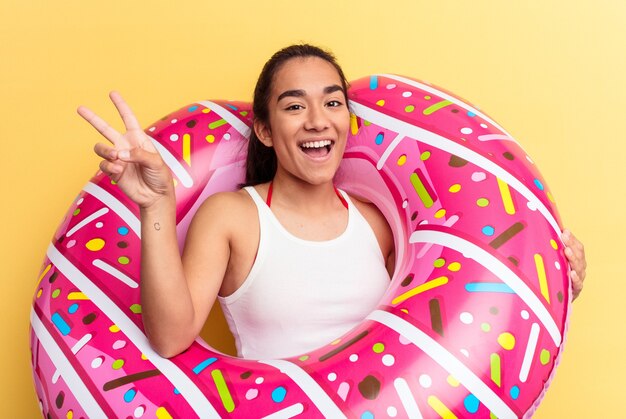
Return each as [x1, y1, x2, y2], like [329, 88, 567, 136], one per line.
[188, 189, 257, 235]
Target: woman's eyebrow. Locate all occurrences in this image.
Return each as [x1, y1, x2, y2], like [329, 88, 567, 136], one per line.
[276, 85, 345, 102]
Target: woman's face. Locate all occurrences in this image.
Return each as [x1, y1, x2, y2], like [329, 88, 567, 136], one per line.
[255, 56, 350, 186]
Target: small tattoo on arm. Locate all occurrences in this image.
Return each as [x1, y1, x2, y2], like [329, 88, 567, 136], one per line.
[154, 222, 161, 231]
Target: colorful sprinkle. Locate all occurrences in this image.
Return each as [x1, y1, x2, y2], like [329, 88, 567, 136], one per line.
[465, 283, 515, 294]
[410, 169, 436, 208]
[423, 100, 452, 115]
[117, 226, 129, 236]
[68, 303, 79, 314]
[123, 388, 136, 403]
[212, 369, 235, 412]
[419, 374, 432, 388]
[372, 342, 385, 353]
[85, 238, 105, 251]
[535, 253, 550, 303]
[375, 132, 384, 145]
[482, 225, 495, 236]
[112, 359, 124, 370]
[449, 183, 461, 193]
[245, 388, 258, 400]
[397, 154, 407, 166]
[369, 76, 378, 90]
[448, 262, 461, 272]
[540, 349, 551, 365]
[464, 394, 480, 413]
[476, 198, 490, 207]
[497, 332, 516, 350]
[534, 179, 545, 191]
[510, 385, 520, 400]
[271, 386, 287, 403]
[420, 151, 431, 160]
[51, 312, 71, 335]
[193, 357, 218, 374]
[155, 407, 173, 419]
[118, 256, 130, 265]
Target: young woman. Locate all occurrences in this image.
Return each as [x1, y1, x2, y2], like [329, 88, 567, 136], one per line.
[79, 44, 587, 360]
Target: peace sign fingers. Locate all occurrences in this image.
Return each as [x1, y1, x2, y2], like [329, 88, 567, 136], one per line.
[109, 91, 143, 133]
[77, 104, 123, 147]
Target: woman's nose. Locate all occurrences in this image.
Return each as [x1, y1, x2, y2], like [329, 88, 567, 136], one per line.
[304, 105, 329, 131]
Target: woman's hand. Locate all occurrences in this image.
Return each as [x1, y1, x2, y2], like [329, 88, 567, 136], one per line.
[78, 92, 173, 209]
[562, 229, 586, 301]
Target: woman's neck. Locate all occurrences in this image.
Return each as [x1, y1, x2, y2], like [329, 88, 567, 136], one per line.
[269, 172, 344, 216]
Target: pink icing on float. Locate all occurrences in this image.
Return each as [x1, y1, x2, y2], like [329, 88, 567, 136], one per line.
[30, 74, 570, 418]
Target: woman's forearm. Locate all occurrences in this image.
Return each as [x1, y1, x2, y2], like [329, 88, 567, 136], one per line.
[139, 197, 196, 357]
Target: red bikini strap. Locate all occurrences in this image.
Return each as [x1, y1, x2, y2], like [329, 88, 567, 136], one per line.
[265, 182, 348, 209]
[266, 182, 273, 207]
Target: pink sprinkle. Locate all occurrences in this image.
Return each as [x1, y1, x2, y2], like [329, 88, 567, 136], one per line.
[245, 388, 258, 400]
[337, 382, 350, 401]
[66, 240, 76, 249]
[471, 171, 487, 182]
[112, 340, 126, 350]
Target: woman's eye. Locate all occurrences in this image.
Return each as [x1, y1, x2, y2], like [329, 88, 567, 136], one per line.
[285, 104, 303, 111]
[327, 100, 343, 107]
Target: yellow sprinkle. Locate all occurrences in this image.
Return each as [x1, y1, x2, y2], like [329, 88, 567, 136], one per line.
[67, 292, 89, 300]
[397, 154, 407, 166]
[66, 410, 73, 419]
[331, 338, 341, 345]
[206, 134, 215, 143]
[497, 332, 516, 350]
[156, 407, 173, 419]
[448, 262, 461, 272]
[141, 353, 148, 360]
[446, 375, 460, 387]
[400, 308, 409, 314]
[350, 113, 358, 135]
[109, 325, 120, 333]
[550, 239, 558, 250]
[36, 289, 43, 298]
[427, 395, 458, 419]
[535, 253, 550, 303]
[85, 238, 105, 251]
[201, 108, 211, 113]
[36, 263, 52, 287]
[547, 191, 555, 203]
[392, 276, 448, 305]
[434, 209, 446, 219]
[376, 99, 385, 106]
[183, 133, 191, 166]
[497, 177, 516, 215]
[448, 184, 461, 193]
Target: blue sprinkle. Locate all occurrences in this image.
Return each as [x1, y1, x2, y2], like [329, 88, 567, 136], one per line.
[117, 226, 129, 236]
[188, 105, 198, 112]
[51, 312, 71, 336]
[192, 357, 218, 374]
[467, 111, 476, 117]
[361, 411, 374, 419]
[510, 385, 520, 400]
[533, 179, 545, 191]
[481, 225, 495, 236]
[174, 388, 180, 395]
[464, 394, 480, 413]
[68, 303, 79, 314]
[465, 283, 515, 293]
[271, 386, 287, 403]
[375, 133, 384, 145]
[369, 75, 378, 90]
[226, 104, 238, 111]
[123, 388, 136, 403]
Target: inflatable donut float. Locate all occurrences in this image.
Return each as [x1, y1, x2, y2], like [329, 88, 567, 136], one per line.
[30, 74, 571, 418]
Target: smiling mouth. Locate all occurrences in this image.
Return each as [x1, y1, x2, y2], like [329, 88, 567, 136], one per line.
[299, 140, 334, 157]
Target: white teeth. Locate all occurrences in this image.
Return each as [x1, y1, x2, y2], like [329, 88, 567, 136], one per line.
[300, 140, 332, 149]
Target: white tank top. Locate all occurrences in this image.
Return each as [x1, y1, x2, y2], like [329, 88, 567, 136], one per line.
[217, 186, 390, 360]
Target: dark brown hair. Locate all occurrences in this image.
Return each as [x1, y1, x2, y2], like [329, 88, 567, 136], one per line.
[242, 44, 349, 186]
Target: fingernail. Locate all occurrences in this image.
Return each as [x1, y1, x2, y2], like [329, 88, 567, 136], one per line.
[562, 229, 570, 240]
[119, 150, 130, 159]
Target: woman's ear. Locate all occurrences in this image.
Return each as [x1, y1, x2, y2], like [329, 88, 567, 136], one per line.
[253, 119, 273, 147]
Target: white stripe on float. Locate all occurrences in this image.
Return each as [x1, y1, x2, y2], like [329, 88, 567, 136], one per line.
[376, 133, 404, 170]
[477, 134, 515, 142]
[368, 310, 516, 419]
[261, 402, 305, 419]
[377, 74, 516, 142]
[52, 333, 94, 384]
[46, 243, 220, 418]
[409, 228, 561, 346]
[30, 309, 107, 419]
[93, 259, 138, 289]
[149, 138, 194, 188]
[66, 207, 109, 237]
[393, 377, 424, 418]
[519, 323, 541, 382]
[198, 100, 252, 138]
[348, 100, 561, 236]
[82, 182, 141, 238]
[259, 359, 346, 419]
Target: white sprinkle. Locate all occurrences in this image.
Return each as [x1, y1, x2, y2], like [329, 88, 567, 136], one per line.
[461, 127, 473, 135]
[480, 123, 488, 128]
[171, 119, 178, 124]
[387, 406, 398, 417]
[170, 134, 179, 141]
[95, 222, 103, 228]
[382, 354, 395, 366]
[460, 312, 474, 324]
[91, 356, 103, 369]
[418, 374, 432, 388]
[521, 310, 530, 320]
[223, 133, 231, 141]
[349, 354, 359, 362]
[327, 372, 337, 382]
[555, 261, 561, 270]
[402, 91, 412, 98]
[134, 405, 145, 417]
[460, 348, 470, 357]
[255, 377, 264, 384]
[386, 83, 396, 89]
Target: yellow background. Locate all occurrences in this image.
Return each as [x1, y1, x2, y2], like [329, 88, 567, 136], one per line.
[2, 0, 623, 417]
